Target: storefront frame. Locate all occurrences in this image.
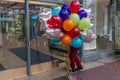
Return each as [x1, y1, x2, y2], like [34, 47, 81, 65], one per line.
[24, 0, 117, 76]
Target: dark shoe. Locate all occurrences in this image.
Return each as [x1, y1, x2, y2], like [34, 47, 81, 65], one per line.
[70, 69, 76, 72]
[75, 67, 83, 71]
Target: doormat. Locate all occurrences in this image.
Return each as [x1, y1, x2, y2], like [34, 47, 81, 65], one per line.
[0, 64, 5, 71]
[9, 47, 63, 65]
[55, 60, 120, 80]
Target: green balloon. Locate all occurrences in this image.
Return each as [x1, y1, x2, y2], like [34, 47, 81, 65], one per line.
[69, 13, 80, 26]
[78, 18, 90, 30]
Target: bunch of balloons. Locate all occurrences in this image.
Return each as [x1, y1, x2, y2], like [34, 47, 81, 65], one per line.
[46, 0, 91, 48]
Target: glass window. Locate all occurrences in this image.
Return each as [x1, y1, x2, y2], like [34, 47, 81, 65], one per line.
[83, 0, 113, 55]
[116, 13, 120, 49]
[0, 1, 27, 77]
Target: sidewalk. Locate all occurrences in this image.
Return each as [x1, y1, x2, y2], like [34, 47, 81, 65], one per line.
[15, 55, 120, 80]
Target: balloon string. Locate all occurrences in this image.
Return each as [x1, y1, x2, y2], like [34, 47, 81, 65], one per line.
[66, 45, 73, 80]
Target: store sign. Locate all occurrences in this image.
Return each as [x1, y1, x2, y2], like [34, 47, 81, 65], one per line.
[117, 0, 120, 11]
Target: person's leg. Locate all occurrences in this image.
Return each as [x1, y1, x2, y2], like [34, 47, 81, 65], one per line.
[69, 53, 76, 72]
[75, 54, 83, 69]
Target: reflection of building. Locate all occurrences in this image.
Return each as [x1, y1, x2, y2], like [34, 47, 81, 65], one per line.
[82, 0, 119, 62]
[0, 0, 119, 80]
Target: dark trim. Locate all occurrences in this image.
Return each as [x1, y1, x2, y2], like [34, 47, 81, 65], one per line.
[7, 2, 18, 8]
[107, 0, 113, 7]
[25, 0, 31, 76]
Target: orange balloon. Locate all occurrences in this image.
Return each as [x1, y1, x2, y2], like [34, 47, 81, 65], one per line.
[61, 35, 72, 45]
[63, 19, 74, 31]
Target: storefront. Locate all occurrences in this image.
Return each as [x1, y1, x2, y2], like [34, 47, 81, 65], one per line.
[0, 0, 118, 79]
[82, 0, 117, 62]
[115, 0, 120, 53]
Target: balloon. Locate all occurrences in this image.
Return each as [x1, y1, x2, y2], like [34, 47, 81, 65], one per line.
[50, 15, 63, 28]
[81, 24, 94, 33]
[59, 32, 65, 38]
[61, 35, 72, 45]
[71, 37, 82, 48]
[86, 9, 92, 19]
[47, 19, 53, 28]
[51, 7, 61, 15]
[59, 9, 70, 21]
[83, 32, 97, 43]
[67, 27, 81, 38]
[78, 9, 88, 19]
[78, 18, 90, 30]
[87, 23, 94, 30]
[38, 8, 51, 20]
[46, 29, 61, 39]
[79, 34, 84, 40]
[60, 27, 66, 34]
[70, 0, 80, 13]
[63, 19, 74, 31]
[69, 13, 80, 26]
[61, 4, 71, 14]
[50, 39, 61, 44]
[39, 18, 47, 31]
[38, 9, 52, 31]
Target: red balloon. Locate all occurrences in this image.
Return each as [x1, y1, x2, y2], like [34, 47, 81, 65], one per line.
[67, 27, 81, 38]
[70, 0, 80, 13]
[50, 15, 63, 28]
[47, 19, 52, 25]
[47, 19, 53, 28]
[48, 25, 53, 28]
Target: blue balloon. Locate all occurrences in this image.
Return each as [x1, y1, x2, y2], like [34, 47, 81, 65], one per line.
[79, 35, 84, 40]
[78, 9, 88, 19]
[71, 37, 83, 48]
[59, 9, 70, 21]
[51, 7, 60, 15]
[50, 39, 61, 44]
[61, 4, 71, 14]
[32, 15, 39, 21]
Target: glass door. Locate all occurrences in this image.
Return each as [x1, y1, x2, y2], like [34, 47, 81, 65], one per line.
[108, 0, 120, 54]
[29, 5, 66, 74]
[115, 12, 120, 51]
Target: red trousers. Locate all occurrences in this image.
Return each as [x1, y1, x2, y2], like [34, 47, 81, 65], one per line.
[69, 46, 82, 70]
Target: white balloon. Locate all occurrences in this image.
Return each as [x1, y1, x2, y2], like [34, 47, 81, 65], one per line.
[39, 18, 47, 31]
[46, 29, 64, 39]
[82, 31, 97, 43]
[88, 23, 94, 29]
[38, 9, 52, 31]
[86, 9, 92, 19]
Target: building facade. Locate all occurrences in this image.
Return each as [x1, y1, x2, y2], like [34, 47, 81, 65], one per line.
[0, 0, 119, 79]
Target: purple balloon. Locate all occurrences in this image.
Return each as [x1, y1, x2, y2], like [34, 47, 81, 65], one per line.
[59, 9, 70, 21]
[61, 4, 71, 14]
[78, 9, 88, 19]
[60, 27, 66, 34]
